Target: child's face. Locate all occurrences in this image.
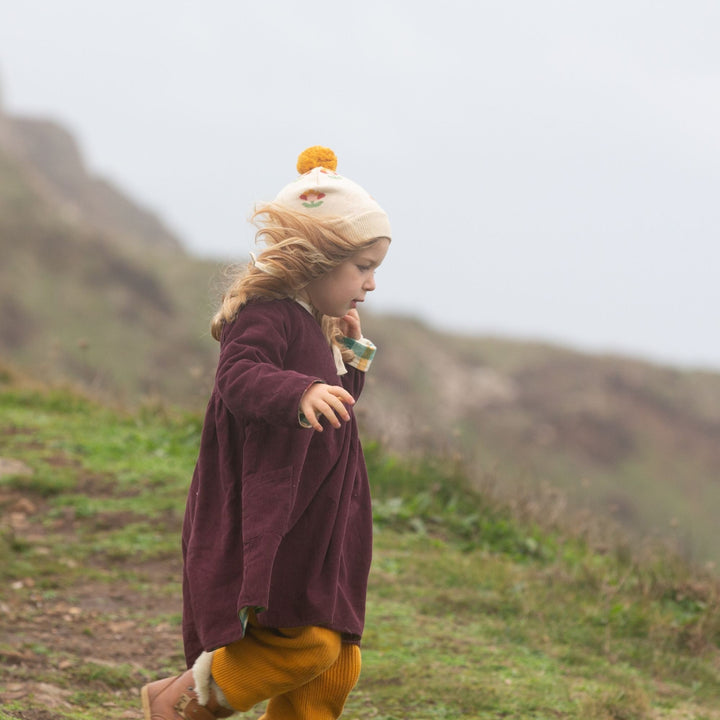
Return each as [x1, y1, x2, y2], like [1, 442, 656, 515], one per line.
[305, 238, 390, 318]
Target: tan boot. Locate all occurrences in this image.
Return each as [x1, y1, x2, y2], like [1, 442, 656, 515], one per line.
[141, 665, 235, 719]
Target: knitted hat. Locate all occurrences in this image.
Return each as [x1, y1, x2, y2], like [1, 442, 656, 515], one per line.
[273, 146, 391, 244]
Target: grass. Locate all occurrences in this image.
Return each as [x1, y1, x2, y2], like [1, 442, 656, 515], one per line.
[0, 374, 719, 719]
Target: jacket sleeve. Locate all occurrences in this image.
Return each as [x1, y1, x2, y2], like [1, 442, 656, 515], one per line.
[216, 304, 318, 427]
[339, 335, 374, 398]
[340, 364, 365, 398]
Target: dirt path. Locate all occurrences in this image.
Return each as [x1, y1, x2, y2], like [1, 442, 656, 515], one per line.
[0, 480, 187, 719]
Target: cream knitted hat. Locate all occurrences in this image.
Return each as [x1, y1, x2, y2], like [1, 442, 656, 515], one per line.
[273, 146, 391, 245]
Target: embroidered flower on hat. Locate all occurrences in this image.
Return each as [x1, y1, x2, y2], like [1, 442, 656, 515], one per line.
[299, 190, 326, 208]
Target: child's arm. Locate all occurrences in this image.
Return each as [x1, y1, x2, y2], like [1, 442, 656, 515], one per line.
[338, 309, 376, 396]
[216, 306, 321, 427]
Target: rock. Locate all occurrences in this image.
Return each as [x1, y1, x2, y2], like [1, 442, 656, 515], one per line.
[0, 457, 33, 478]
[12, 497, 37, 514]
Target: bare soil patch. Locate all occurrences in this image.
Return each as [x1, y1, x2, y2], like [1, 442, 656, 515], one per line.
[0, 482, 186, 719]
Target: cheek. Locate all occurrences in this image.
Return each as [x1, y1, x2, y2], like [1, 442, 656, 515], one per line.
[337, 268, 359, 288]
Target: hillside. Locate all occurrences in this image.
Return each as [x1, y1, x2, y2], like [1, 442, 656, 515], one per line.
[361, 316, 720, 568]
[0, 377, 718, 719]
[0, 103, 181, 253]
[1, 100, 719, 570]
[0, 103, 223, 408]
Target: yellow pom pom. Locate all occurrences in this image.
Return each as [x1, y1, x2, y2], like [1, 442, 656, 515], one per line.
[296, 146, 338, 174]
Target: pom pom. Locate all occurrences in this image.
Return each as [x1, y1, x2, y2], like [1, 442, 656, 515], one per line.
[296, 146, 338, 174]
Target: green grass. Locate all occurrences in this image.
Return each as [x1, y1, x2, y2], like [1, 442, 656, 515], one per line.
[0, 377, 718, 719]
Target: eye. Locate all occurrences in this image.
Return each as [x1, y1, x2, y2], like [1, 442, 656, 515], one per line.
[356, 264, 371, 272]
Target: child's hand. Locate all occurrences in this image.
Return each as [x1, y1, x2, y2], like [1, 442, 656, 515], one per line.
[340, 309, 362, 340]
[300, 383, 355, 432]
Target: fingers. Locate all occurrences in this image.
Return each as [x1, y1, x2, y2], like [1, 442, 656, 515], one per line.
[314, 401, 345, 430]
[326, 384, 355, 406]
[301, 400, 325, 432]
[324, 389, 354, 426]
[301, 384, 355, 432]
[314, 387, 353, 430]
[340, 309, 362, 340]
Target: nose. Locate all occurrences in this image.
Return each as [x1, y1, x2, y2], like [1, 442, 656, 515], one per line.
[363, 273, 376, 292]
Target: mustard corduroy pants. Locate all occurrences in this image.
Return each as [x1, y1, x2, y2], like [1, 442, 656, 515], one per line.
[210, 614, 361, 719]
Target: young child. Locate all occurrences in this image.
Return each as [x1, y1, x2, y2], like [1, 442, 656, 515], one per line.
[141, 146, 391, 720]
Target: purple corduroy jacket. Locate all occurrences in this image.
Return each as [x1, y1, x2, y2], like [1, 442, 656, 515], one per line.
[181, 298, 373, 667]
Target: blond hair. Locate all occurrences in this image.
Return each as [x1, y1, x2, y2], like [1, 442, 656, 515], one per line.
[211, 203, 385, 358]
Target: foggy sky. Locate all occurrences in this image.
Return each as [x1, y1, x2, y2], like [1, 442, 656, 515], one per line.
[1, 1, 719, 369]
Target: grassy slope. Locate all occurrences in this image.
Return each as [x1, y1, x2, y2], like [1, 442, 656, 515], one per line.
[3, 130, 720, 573]
[0, 370, 718, 719]
[361, 316, 720, 569]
